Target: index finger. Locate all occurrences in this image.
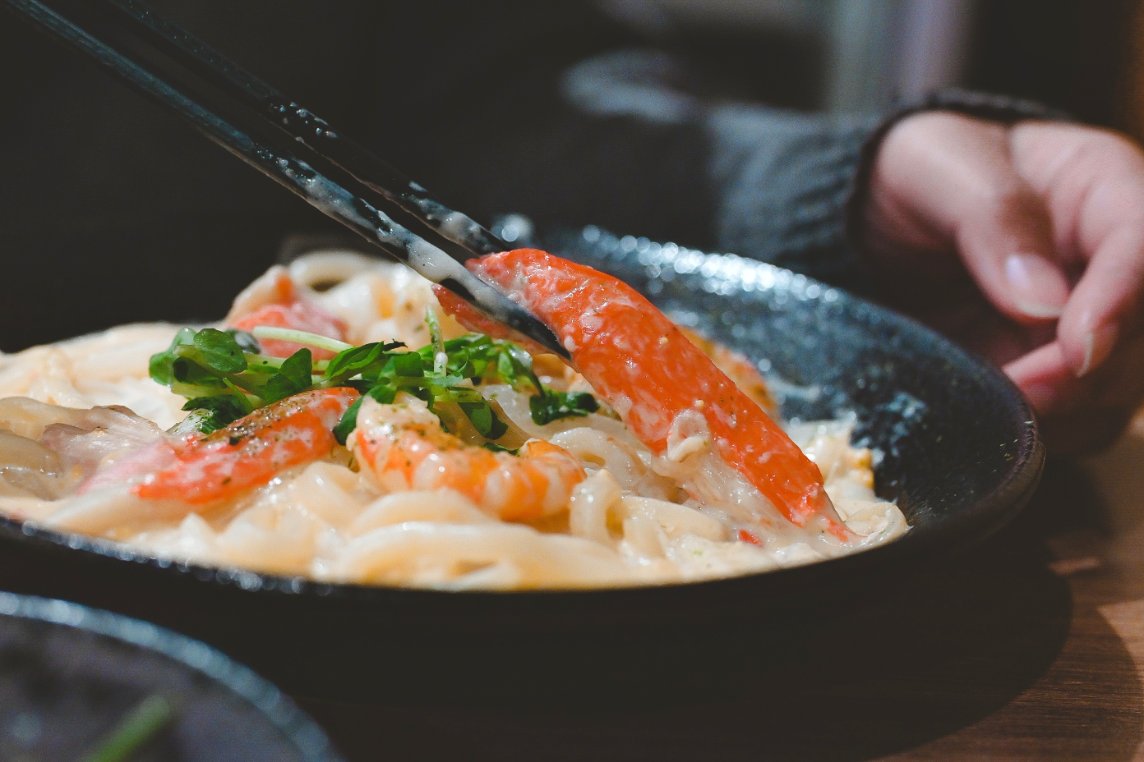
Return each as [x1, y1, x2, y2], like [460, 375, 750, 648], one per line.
[1012, 124, 1144, 376]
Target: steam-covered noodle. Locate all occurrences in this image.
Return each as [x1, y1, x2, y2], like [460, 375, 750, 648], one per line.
[0, 253, 906, 589]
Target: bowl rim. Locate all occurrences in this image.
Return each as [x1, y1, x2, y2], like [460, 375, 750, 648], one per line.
[0, 591, 341, 759]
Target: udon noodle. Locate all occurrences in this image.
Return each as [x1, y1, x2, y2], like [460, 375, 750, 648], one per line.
[0, 252, 906, 589]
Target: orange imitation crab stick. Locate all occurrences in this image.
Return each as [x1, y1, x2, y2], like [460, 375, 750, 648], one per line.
[135, 388, 359, 505]
[434, 248, 846, 536]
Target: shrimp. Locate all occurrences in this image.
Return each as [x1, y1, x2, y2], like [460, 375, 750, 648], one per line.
[134, 388, 359, 505]
[351, 396, 586, 522]
[227, 267, 347, 359]
[433, 248, 846, 538]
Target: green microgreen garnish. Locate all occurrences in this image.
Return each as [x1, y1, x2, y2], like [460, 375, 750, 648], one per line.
[149, 314, 603, 442]
[530, 390, 600, 425]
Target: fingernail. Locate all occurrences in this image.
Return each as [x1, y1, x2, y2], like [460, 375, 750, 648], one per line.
[1014, 300, 1064, 319]
[1004, 253, 1068, 319]
[1077, 324, 1117, 377]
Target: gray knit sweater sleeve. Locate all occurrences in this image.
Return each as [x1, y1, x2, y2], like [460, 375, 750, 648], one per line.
[706, 104, 878, 289]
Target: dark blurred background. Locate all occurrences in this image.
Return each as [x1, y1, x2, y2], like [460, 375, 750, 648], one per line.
[1, 0, 1141, 350]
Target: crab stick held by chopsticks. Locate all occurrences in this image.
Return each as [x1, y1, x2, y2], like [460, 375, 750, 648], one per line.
[433, 248, 849, 540]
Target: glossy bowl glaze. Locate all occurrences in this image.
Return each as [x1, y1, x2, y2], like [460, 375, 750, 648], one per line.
[0, 593, 340, 759]
[0, 229, 1044, 702]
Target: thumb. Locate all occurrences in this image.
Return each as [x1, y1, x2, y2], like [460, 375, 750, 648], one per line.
[953, 167, 1071, 325]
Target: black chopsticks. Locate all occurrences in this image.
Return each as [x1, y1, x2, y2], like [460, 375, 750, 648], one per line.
[6, 0, 569, 358]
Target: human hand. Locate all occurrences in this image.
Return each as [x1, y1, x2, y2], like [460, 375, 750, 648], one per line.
[862, 111, 1144, 454]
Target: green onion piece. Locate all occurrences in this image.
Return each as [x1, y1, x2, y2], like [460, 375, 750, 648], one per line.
[82, 694, 175, 762]
[250, 326, 353, 355]
[425, 309, 448, 377]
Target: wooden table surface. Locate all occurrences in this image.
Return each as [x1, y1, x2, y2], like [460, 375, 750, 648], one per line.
[296, 417, 1144, 761]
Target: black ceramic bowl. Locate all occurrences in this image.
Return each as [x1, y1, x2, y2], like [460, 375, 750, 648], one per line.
[0, 592, 340, 760]
[0, 229, 1044, 702]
